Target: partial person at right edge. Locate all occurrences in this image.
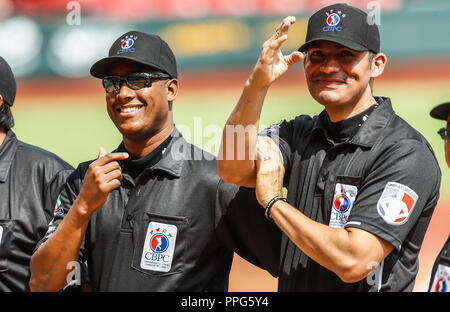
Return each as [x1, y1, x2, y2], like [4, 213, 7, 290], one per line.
[428, 102, 450, 292]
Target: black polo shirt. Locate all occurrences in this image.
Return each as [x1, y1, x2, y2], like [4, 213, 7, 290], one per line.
[263, 96, 441, 291]
[429, 235, 450, 292]
[0, 130, 73, 291]
[38, 127, 280, 291]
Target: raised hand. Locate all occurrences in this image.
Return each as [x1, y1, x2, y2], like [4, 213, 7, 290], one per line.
[249, 16, 304, 89]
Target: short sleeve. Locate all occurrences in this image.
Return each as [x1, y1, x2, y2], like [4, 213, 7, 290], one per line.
[35, 165, 87, 261]
[214, 180, 281, 277]
[42, 168, 74, 224]
[259, 120, 294, 186]
[345, 140, 441, 251]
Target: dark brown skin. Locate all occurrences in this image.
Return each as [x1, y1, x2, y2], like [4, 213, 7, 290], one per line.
[29, 61, 178, 292]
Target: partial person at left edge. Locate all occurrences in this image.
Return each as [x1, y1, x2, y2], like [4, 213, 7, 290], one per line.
[0, 56, 74, 291]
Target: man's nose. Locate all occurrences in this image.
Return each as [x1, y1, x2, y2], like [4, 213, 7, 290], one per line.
[319, 56, 340, 74]
[118, 81, 135, 100]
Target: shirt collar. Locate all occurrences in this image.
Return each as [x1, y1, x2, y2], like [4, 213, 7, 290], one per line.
[151, 127, 185, 178]
[311, 96, 394, 147]
[0, 130, 19, 182]
[349, 96, 394, 147]
[115, 127, 187, 179]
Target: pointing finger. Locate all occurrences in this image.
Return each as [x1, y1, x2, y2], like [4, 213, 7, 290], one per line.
[96, 151, 129, 166]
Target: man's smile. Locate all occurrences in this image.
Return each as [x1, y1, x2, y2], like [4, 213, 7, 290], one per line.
[115, 104, 144, 115]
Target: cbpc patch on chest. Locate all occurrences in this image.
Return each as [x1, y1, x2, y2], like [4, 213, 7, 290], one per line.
[140, 221, 178, 272]
[330, 183, 358, 228]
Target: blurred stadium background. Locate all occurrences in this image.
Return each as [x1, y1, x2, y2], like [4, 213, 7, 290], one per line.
[1, 0, 449, 291]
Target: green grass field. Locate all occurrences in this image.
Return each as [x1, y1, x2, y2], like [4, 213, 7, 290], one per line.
[11, 78, 450, 196]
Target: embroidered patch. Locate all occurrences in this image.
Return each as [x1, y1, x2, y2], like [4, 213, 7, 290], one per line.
[140, 221, 178, 272]
[430, 264, 450, 292]
[377, 182, 418, 226]
[53, 195, 64, 217]
[117, 34, 138, 54]
[330, 183, 358, 228]
[323, 9, 346, 32]
[44, 226, 56, 240]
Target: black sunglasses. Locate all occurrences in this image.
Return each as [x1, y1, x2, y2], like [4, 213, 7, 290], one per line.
[102, 72, 171, 94]
[438, 127, 450, 140]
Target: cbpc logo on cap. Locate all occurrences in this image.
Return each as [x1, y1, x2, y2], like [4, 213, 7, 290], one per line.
[323, 9, 346, 32]
[327, 13, 340, 26]
[117, 34, 138, 54]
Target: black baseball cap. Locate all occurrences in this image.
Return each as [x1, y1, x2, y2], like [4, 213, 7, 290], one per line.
[90, 31, 177, 79]
[298, 3, 380, 53]
[0, 56, 17, 107]
[430, 102, 450, 120]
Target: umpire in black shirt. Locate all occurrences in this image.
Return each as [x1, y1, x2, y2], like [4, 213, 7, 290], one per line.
[428, 103, 450, 292]
[218, 3, 441, 291]
[0, 56, 73, 291]
[29, 31, 280, 291]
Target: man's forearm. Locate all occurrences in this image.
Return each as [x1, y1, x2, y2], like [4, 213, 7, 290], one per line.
[29, 199, 91, 292]
[268, 200, 392, 283]
[218, 80, 269, 186]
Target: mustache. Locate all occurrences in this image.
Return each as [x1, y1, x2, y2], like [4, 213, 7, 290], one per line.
[311, 73, 347, 82]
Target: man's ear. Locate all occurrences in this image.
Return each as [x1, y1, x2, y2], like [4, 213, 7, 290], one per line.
[166, 79, 178, 103]
[0, 94, 3, 108]
[371, 53, 387, 79]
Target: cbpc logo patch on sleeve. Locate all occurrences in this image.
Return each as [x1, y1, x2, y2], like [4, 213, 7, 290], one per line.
[140, 221, 178, 272]
[377, 182, 418, 225]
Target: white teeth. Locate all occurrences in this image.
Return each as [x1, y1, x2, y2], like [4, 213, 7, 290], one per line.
[121, 106, 140, 113]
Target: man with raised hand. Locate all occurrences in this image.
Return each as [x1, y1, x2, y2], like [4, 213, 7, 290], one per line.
[218, 3, 441, 291]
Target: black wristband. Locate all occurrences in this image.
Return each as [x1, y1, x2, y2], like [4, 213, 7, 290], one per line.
[264, 195, 287, 221]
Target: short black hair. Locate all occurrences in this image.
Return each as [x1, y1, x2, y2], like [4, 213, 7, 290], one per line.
[0, 102, 14, 130]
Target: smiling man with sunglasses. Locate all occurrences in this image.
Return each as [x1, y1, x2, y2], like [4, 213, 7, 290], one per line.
[29, 31, 280, 291]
